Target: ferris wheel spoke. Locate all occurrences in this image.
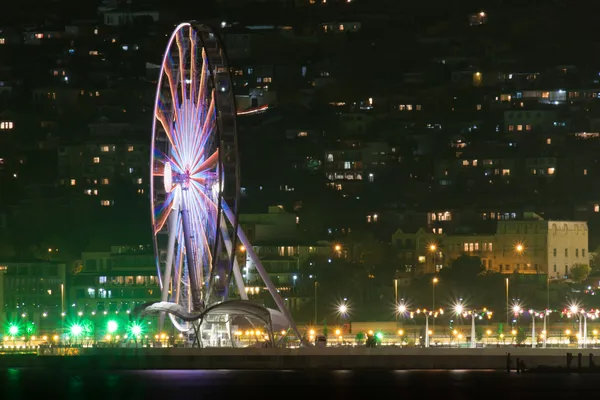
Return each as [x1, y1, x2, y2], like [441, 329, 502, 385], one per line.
[155, 106, 173, 146]
[164, 58, 180, 122]
[153, 193, 177, 234]
[175, 29, 187, 103]
[196, 48, 208, 110]
[191, 149, 219, 176]
[189, 28, 198, 103]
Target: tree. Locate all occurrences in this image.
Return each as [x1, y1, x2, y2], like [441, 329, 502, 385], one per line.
[590, 245, 600, 272]
[440, 255, 483, 282]
[570, 264, 591, 283]
[0, 235, 16, 258]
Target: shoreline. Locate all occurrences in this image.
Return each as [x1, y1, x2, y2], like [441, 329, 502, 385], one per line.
[0, 348, 597, 370]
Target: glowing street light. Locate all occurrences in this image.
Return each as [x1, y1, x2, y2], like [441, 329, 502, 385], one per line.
[70, 324, 83, 338]
[515, 243, 525, 254]
[8, 325, 18, 336]
[512, 304, 522, 314]
[397, 303, 407, 315]
[107, 320, 118, 334]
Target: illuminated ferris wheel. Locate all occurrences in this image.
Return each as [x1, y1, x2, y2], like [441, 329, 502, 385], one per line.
[147, 22, 299, 341]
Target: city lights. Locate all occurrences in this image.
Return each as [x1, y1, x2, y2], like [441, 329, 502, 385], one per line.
[107, 320, 118, 334]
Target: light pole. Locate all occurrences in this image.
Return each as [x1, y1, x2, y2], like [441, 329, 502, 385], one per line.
[432, 277, 439, 325]
[314, 281, 318, 324]
[505, 278, 509, 326]
[528, 310, 538, 348]
[429, 243, 437, 274]
[414, 307, 443, 348]
[394, 279, 398, 322]
[454, 303, 492, 349]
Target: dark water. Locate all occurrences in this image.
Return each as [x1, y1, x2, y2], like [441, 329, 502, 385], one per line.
[1, 369, 598, 399]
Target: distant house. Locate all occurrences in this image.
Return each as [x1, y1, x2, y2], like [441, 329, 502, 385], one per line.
[102, 5, 159, 26]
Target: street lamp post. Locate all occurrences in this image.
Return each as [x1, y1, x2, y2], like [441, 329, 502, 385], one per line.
[432, 277, 438, 325]
[429, 244, 437, 273]
[505, 278, 509, 326]
[394, 279, 398, 323]
[314, 281, 318, 324]
[413, 307, 443, 348]
[455, 303, 492, 349]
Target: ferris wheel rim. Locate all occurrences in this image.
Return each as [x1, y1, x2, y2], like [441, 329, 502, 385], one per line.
[149, 22, 240, 327]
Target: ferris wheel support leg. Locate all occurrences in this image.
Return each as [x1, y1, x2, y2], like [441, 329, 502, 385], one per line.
[159, 211, 179, 330]
[220, 220, 248, 300]
[180, 193, 203, 310]
[221, 202, 302, 342]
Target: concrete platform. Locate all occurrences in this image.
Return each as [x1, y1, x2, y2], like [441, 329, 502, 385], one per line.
[2, 347, 599, 370]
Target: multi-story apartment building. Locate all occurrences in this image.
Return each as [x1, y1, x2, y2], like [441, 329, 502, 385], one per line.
[57, 118, 149, 207]
[324, 140, 394, 192]
[239, 205, 331, 311]
[0, 260, 66, 330]
[69, 245, 159, 313]
[392, 213, 589, 279]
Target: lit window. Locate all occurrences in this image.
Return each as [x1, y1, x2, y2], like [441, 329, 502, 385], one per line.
[100, 200, 113, 206]
[100, 146, 110, 152]
[70, 179, 76, 186]
[263, 77, 272, 83]
[0, 121, 14, 130]
[416, 105, 422, 111]
[406, 105, 413, 111]
[137, 178, 143, 184]
[546, 138, 552, 145]
[0, 38, 5, 45]
[339, 24, 344, 31]
[128, 145, 134, 152]
[517, 125, 523, 131]
[508, 125, 514, 131]
[476, 104, 482, 110]
[526, 124, 532, 131]
[344, 162, 351, 170]
[137, 189, 144, 194]
[93, 157, 100, 163]
[595, 204, 599, 213]
[368, 173, 374, 183]
[35, 33, 43, 39]
[472, 160, 478, 166]
[462, 160, 470, 166]
[584, 169, 588, 175]
[327, 154, 334, 162]
[547, 167, 555, 175]
[438, 228, 443, 234]
[502, 169, 510, 176]
[102, 178, 109, 185]
[398, 105, 405, 111]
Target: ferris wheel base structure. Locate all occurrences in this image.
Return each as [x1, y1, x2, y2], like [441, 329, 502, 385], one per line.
[138, 21, 301, 347]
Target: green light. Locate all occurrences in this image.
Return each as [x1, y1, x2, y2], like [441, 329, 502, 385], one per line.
[131, 324, 142, 336]
[375, 332, 383, 340]
[70, 324, 83, 337]
[107, 320, 118, 334]
[8, 325, 18, 336]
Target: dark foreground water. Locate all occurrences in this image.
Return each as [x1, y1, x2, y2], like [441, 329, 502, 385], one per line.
[1, 369, 598, 399]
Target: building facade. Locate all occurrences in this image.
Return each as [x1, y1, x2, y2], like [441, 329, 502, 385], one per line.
[392, 215, 589, 278]
[69, 245, 159, 313]
[0, 261, 66, 330]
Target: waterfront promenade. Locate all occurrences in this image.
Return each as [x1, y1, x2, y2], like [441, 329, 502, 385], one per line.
[2, 347, 599, 370]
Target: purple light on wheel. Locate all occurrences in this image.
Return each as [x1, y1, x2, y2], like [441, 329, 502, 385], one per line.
[150, 22, 225, 327]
